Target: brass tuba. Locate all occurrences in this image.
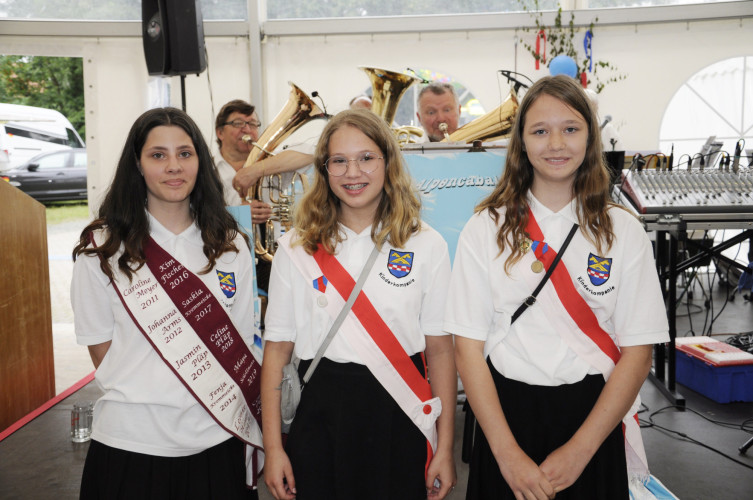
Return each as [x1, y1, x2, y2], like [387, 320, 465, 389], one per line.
[443, 89, 519, 143]
[360, 66, 424, 144]
[242, 82, 328, 262]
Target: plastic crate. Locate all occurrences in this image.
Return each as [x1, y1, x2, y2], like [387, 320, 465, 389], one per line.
[675, 350, 753, 403]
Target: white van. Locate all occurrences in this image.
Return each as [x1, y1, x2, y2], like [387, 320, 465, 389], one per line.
[0, 103, 85, 171]
[0, 129, 11, 172]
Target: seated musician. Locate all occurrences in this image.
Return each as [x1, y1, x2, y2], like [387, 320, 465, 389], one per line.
[214, 99, 313, 293]
[416, 82, 462, 142]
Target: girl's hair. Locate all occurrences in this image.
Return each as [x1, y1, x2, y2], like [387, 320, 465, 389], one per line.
[73, 107, 248, 281]
[476, 75, 616, 272]
[294, 109, 421, 254]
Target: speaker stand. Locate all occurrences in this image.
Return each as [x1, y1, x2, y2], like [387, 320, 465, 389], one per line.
[180, 75, 187, 111]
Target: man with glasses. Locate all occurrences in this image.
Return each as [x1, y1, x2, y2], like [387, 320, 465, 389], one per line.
[215, 99, 313, 209]
[215, 99, 264, 207]
[416, 82, 462, 142]
[214, 99, 313, 294]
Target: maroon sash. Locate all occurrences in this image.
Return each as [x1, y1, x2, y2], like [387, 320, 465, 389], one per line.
[141, 237, 263, 429]
[92, 233, 263, 483]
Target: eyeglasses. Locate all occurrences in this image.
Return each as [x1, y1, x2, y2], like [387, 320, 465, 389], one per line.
[325, 152, 384, 177]
[224, 120, 262, 129]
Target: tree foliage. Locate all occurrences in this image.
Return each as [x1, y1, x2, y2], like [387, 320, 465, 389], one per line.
[0, 56, 86, 139]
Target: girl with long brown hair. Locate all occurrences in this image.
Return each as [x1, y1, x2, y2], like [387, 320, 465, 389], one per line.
[446, 76, 669, 499]
[72, 107, 261, 499]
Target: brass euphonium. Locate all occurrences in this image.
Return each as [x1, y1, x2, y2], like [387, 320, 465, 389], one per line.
[360, 66, 424, 145]
[443, 89, 519, 143]
[242, 82, 328, 262]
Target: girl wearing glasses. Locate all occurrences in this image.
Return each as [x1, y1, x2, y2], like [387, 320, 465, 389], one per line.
[260, 109, 457, 500]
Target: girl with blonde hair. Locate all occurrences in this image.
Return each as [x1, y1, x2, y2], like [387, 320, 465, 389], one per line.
[261, 109, 457, 500]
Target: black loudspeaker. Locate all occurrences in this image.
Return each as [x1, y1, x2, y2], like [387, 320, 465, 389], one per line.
[142, 0, 168, 75]
[142, 0, 206, 76]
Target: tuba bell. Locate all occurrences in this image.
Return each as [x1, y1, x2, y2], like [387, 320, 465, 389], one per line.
[242, 82, 328, 262]
[443, 89, 519, 143]
[360, 66, 424, 145]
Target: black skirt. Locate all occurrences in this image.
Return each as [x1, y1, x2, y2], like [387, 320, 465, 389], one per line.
[285, 355, 428, 500]
[466, 358, 629, 500]
[79, 437, 258, 500]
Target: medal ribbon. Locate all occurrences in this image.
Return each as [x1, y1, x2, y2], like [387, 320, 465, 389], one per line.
[531, 240, 550, 267]
[584, 30, 593, 72]
[535, 29, 547, 70]
[581, 30, 593, 88]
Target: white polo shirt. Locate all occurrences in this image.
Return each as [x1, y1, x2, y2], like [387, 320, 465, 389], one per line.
[444, 194, 669, 386]
[72, 213, 256, 456]
[264, 223, 451, 362]
[216, 155, 244, 206]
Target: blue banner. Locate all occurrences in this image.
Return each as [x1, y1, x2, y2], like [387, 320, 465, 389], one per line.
[403, 148, 506, 262]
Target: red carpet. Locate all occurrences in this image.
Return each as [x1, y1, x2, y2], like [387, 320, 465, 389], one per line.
[0, 371, 95, 443]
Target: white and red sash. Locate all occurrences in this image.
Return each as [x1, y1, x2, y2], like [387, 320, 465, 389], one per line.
[92, 232, 264, 486]
[286, 241, 441, 472]
[520, 209, 649, 481]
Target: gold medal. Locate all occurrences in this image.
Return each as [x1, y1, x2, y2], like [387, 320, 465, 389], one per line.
[531, 260, 544, 273]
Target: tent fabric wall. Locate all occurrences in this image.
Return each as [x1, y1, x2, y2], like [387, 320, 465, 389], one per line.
[0, 13, 750, 212]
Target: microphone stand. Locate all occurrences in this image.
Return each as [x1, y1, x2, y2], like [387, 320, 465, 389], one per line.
[498, 70, 531, 94]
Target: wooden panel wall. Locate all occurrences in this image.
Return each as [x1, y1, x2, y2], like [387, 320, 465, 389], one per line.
[0, 181, 55, 431]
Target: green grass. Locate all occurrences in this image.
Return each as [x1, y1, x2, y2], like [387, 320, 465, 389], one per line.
[45, 201, 90, 225]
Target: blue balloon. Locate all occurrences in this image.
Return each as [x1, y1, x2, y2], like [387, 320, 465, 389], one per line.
[549, 55, 578, 78]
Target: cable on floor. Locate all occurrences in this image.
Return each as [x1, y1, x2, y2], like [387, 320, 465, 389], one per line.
[639, 404, 753, 471]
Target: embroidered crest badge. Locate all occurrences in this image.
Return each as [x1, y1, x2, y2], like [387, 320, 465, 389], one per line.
[313, 275, 328, 293]
[587, 253, 612, 286]
[388, 250, 414, 278]
[216, 270, 236, 298]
